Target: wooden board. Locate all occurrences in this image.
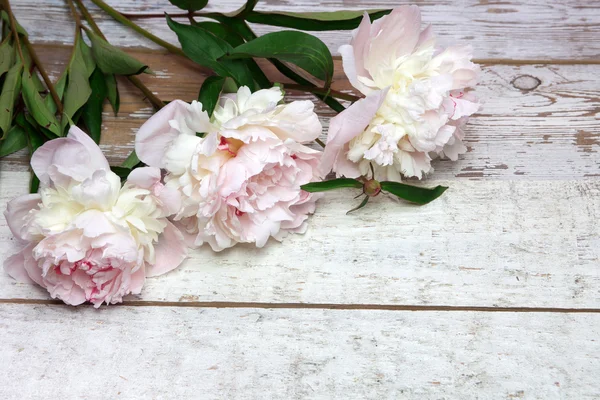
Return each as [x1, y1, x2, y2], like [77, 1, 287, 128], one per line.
[2, 0, 600, 397]
[2, 169, 599, 308]
[1, 304, 599, 399]
[14, 0, 600, 61]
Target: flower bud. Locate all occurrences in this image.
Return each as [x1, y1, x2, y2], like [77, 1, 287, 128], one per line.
[363, 179, 381, 197]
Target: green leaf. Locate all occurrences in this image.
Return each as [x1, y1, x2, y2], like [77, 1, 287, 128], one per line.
[225, 31, 334, 87]
[43, 71, 67, 114]
[0, 123, 27, 157]
[61, 32, 93, 130]
[194, 21, 245, 47]
[168, 0, 208, 11]
[1, 11, 27, 37]
[85, 29, 150, 76]
[301, 178, 362, 192]
[110, 165, 131, 182]
[346, 195, 369, 214]
[21, 46, 45, 92]
[246, 9, 391, 31]
[0, 36, 14, 78]
[78, 38, 96, 77]
[21, 69, 61, 136]
[81, 67, 107, 143]
[16, 113, 45, 193]
[105, 73, 120, 115]
[194, 21, 270, 89]
[0, 61, 22, 138]
[198, 76, 225, 118]
[121, 150, 141, 169]
[380, 182, 449, 205]
[166, 15, 256, 89]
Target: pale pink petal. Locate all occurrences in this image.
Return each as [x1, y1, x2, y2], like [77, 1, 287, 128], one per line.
[364, 6, 422, 75]
[127, 166, 161, 189]
[4, 245, 37, 284]
[320, 88, 388, 176]
[135, 100, 190, 167]
[4, 194, 41, 240]
[31, 126, 109, 186]
[147, 220, 187, 277]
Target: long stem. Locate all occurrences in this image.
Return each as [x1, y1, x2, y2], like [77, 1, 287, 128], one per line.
[65, 0, 82, 28]
[22, 36, 64, 115]
[89, 0, 185, 57]
[73, 0, 103, 38]
[76, 0, 164, 110]
[285, 83, 360, 102]
[127, 75, 164, 110]
[120, 11, 219, 19]
[2, 0, 24, 63]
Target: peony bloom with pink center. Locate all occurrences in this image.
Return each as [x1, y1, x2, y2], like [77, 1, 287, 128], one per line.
[321, 5, 480, 181]
[136, 86, 323, 252]
[4, 127, 187, 307]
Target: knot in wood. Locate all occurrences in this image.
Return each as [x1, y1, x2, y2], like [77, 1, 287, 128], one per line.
[511, 75, 541, 91]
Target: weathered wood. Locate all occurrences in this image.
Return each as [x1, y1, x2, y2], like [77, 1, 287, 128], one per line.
[14, 0, 600, 60]
[0, 303, 598, 399]
[2, 46, 599, 180]
[2, 168, 598, 308]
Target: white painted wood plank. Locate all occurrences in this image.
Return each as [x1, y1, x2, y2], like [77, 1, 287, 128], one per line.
[3, 63, 599, 180]
[2, 168, 599, 307]
[0, 304, 598, 399]
[15, 0, 600, 60]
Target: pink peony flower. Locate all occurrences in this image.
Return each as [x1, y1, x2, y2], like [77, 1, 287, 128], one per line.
[136, 86, 322, 251]
[322, 5, 480, 181]
[4, 127, 187, 307]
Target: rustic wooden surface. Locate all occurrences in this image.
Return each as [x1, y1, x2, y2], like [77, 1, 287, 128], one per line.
[1, 0, 599, 398]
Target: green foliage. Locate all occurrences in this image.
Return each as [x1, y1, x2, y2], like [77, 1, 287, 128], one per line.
[197, 76, 226, 118]
[81, 67, 107, 143]
[168, 0, 208, 12]
[166, 15, 256, 89]
[85, 29, 151, 76]
[301, 178, 363, 192]
[246, 10, 391, 31]
[380, 182, 449, 205]
[225, 31, 334, 87]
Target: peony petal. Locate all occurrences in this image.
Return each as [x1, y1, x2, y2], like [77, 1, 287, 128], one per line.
[31, 126, 109, 186]
[4, 193, 41, 241]
[319, 88, 388, 176]
[127, 166, 161, 189]
[4, 245, 36, 284]
[135, 100, 191, 167]
[147, 220, 187, 277]
[364, 6, 422, 79]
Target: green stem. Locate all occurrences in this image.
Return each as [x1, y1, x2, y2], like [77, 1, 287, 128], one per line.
[2, 0, 24, 63]
[285, 83, 359, 102]
[65, 0, 82, 28]
[315, 138, 326, 148]
[89, 0, 186, 57]
[127, 75, 164, 110]
[76, 0, 164, 110]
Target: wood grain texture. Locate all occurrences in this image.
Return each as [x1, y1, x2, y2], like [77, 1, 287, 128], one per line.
[13, 0, 600, 60]
[1, 304, 599, 399]
[1, 46, 599, 180]
[2, 169, 598, 307]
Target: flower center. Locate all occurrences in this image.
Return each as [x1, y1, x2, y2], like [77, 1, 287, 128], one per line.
[218, 136, 243, 157]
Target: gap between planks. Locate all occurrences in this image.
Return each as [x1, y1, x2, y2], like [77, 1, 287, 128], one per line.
[1, 298, 599, 313]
